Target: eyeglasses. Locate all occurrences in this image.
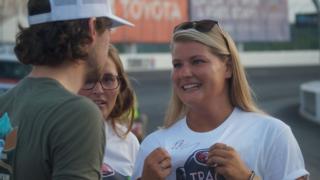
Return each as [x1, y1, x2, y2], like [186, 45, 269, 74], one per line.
[82, 74, 120, 90]
[173, 20, 218, 33]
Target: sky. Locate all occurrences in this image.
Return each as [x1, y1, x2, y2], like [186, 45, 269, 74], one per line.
[289, 0, 316, 22]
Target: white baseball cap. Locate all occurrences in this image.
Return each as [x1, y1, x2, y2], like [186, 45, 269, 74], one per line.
[28, 0, 134, 28]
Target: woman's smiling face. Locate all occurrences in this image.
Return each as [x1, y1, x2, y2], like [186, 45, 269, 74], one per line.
[171, 41, 232, 108]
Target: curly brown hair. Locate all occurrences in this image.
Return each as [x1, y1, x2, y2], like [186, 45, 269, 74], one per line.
[14, 17, 111, 67]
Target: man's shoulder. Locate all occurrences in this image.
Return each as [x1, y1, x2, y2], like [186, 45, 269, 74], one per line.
[61, 95, 99, 113]
[52, 95, 101, 121]
[32, 84, 95, 111]
[48, 95, 104, 137]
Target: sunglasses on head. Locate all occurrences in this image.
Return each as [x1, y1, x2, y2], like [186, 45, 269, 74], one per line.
[173, 20, 218, 33]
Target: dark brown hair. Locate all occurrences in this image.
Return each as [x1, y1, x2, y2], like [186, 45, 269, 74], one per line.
[14, 17, 110, 66]
[108, 45, 136, 138]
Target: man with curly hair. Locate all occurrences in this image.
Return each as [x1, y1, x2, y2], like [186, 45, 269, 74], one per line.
[0, 0, 133, 179]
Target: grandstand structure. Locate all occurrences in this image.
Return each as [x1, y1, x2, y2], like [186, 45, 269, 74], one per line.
[0, 0, 317, 51]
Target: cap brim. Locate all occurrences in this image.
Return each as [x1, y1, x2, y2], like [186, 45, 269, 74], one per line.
[108, 14, 134, 28]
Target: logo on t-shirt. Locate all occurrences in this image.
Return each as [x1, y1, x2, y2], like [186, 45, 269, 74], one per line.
[102, 163, 115, 177]
[176, 148, 225, 180]
[101, 163, 130, 180]
[0, 112, 17, 179]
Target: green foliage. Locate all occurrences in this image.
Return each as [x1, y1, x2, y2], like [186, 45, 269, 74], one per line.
[244, 25, 319, 51]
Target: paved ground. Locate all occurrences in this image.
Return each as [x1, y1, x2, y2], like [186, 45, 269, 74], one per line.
[129, 65, 320, 179]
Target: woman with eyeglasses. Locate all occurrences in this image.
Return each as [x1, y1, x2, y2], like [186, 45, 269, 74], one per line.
[79, 45, 139, 180]
[132, 20, 308, 180]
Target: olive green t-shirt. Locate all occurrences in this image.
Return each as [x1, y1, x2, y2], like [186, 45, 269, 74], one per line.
[0, 77, 105, 180]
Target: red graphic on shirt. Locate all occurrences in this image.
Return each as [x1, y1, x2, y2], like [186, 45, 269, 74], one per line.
[101, 163, 115, 177]
[195, 151, 208, 166]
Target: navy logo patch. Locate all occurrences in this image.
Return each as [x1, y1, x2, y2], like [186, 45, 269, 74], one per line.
[176, 148, 225, 180]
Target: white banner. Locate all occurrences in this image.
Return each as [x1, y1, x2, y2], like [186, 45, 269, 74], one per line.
[189, 0, 290, 42]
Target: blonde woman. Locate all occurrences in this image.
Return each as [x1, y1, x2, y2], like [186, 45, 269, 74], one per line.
[80, 45, 139, 180]
[132, 20, 308, 180]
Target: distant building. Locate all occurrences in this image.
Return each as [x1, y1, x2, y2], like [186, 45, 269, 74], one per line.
[296, 13, 318, 27]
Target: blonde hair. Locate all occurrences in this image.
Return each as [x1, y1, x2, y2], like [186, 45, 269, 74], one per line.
[164, 23, 261, 128]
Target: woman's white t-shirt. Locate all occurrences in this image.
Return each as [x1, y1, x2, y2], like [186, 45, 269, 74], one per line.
[102, 121, 140, 179]
[132, 108, 308, 180]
